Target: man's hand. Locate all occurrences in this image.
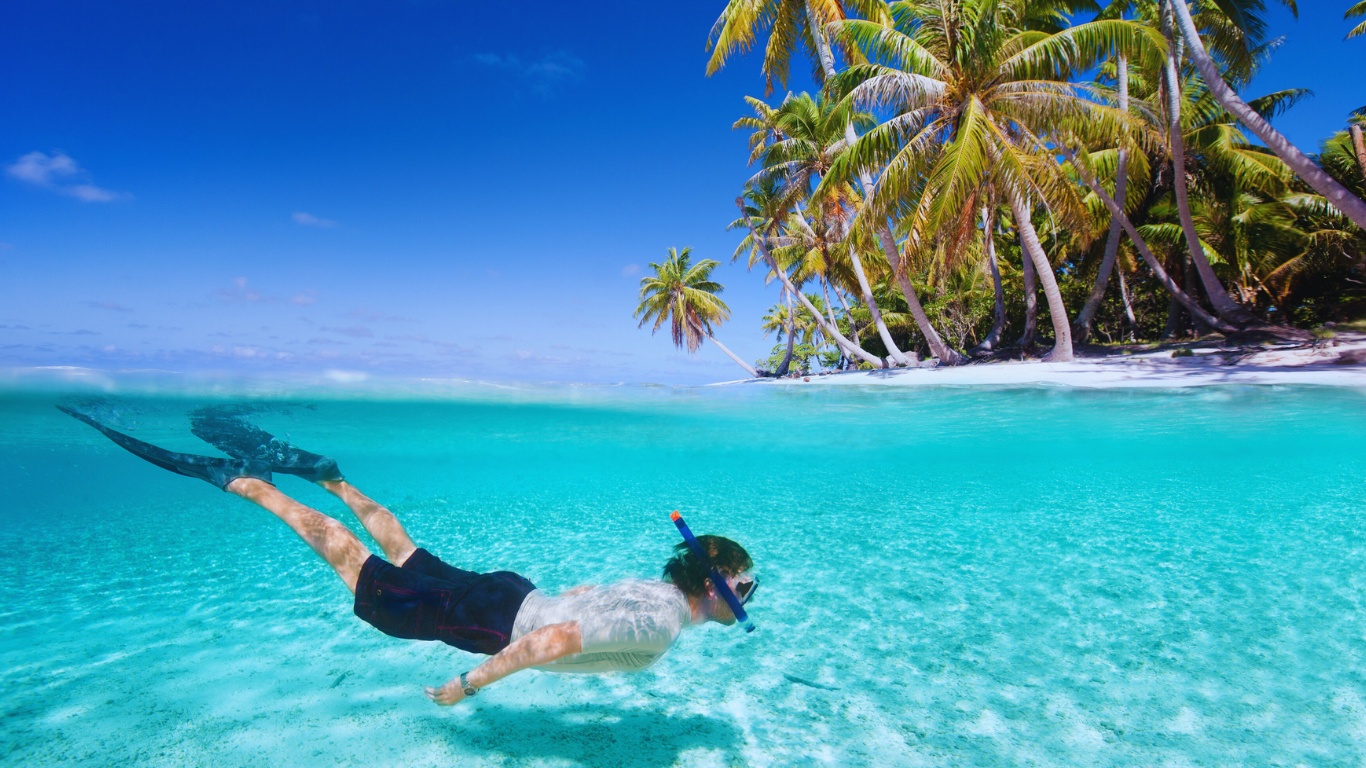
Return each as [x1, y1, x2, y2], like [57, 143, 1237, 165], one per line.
[422, 622, 582, 708]
[424, 679, 467, 706]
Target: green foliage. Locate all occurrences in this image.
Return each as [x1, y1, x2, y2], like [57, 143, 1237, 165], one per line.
[761, 341, 824, 374]
[1348, 2, 1366, 40]
[694, 0, 1366, 363]
[634, 247, 732, 354]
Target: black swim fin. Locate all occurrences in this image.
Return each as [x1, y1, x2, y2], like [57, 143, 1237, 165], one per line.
[58, 406, 273, 490]
[189, 408, 343, 483]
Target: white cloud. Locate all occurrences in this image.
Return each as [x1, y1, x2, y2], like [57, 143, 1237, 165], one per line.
[621, 264, 640, 277]
[7, 151, 78, 185]
[474, 51, 585, 93]
[84, 300, 134, 313]
[5, 151, 124, 202]
[322, 325, 374, 338]
[220, 276, 265, 303]
[293, 211, 336, 228]
[68, 184, 119, 202]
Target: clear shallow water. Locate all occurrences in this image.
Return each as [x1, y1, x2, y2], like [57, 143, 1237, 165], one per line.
[3, 384, 1366, 767]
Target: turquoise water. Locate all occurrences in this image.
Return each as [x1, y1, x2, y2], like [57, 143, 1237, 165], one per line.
[3, 384, 1366, 766]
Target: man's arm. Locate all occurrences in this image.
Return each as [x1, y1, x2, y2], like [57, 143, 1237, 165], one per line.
[424, 621, 582, 706]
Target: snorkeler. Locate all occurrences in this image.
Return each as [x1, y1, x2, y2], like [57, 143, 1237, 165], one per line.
[58, 405, 758, 706]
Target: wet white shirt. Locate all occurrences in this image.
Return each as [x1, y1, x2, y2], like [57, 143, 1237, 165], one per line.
[509, 580, 692, 673]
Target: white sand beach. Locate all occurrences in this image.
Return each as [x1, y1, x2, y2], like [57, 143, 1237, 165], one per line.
[735, 333, 1366, 389]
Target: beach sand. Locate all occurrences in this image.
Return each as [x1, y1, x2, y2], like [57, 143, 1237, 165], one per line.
[736, 333, 1366, 389]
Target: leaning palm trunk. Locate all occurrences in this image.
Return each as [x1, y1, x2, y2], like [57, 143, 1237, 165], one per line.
[846, 244, 913, 366]
[1011, 196, 1074, 362]
[818, 280, 844, 367]
[1184, 252, 1214, 335]
[882, 239, 963, 364]
[1169, 0, 1366, 231]
[830, 285, 864, 369]
[775, 288, 796, 376]
[1017, 227, 1038, 349]
[1074, 55, 1130, 343]
[1352, 125, 1366, 179]
[974, 205, 1007, 353]
[822, 281, 849, 343]
[1162, 270, 1185, 339]
[793, 207, 911, 365]
[1161, 16, 1243, 319]
[704, 327, 759, 377]
[805, 3, 963, 366]
[1065, 146, 1236, 333]
[1117, 265, 1138, 341]
[739, 201, 885, 367]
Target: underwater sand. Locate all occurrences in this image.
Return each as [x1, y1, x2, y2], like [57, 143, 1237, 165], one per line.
[3, 384, 1366, 766]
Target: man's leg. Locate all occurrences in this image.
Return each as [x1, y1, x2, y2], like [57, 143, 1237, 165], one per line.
[183, 411, 417, 566]
[227, 478, 372, 593]
[318, 480, 418, 567]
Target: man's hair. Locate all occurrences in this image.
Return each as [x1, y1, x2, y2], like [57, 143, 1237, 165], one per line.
[662, 535, 752, 599]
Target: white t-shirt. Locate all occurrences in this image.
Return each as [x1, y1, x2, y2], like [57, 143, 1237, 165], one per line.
[509, 580, 692, 673]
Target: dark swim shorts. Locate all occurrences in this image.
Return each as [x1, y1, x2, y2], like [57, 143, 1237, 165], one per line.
[353, 548, 536, 655]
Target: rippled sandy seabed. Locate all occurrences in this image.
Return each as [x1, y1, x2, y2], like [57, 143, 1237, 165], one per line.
[3, 383, 1366, 767]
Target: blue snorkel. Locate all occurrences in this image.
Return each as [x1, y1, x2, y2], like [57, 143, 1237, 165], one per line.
[671, 510, 756, 633]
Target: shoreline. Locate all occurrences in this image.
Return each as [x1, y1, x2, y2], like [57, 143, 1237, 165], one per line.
[5, 336, 1366, 397]
[729, 333, 1366, 390]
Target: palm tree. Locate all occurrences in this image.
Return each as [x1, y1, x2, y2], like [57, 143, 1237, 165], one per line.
[707, 0, 883, 94]
[634, 247, 759, 377]
[826, 0, 1163, 361]
[1142, 179, 1303, 313]
[733, 183, 887, 366]
[754, 92, 916, 365]
[1263, 130, 1366, 314]
[1075, 4, 1300, 334]
[709, 0, 966, 365]
[1160, 7, 1237, 321]
[1351, 123, 1366, 179]
[765, 288, 798, 375]
[1064, 143, 1238, 332]
[762, 291, 832, 372]
[1349, 5, 1366, 177]
[972, 201, 1009, 353]
[1168, 0, 1366, 231]
[1074, 53, 1139, 342]
[735, 93, 906, 367]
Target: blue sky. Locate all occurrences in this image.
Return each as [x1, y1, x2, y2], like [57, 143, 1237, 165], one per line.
[1, 1, 1361, 385]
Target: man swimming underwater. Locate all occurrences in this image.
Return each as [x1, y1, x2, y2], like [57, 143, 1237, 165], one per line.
[60, 406, 758, 706]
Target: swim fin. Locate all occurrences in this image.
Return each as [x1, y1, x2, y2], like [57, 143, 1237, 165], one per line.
[58, 405, 273, 491]
[189, 408, 344, 483]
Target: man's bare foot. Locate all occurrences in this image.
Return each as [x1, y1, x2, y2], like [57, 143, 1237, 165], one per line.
[226, 476, 275, 498]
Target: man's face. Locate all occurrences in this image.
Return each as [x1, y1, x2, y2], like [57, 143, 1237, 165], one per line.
[710, 570, 757, 624]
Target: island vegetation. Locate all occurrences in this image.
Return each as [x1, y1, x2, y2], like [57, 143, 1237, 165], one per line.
[636, 0, 1366, 377]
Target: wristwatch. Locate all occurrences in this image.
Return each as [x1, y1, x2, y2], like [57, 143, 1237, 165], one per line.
[459, 672, 478, 697]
